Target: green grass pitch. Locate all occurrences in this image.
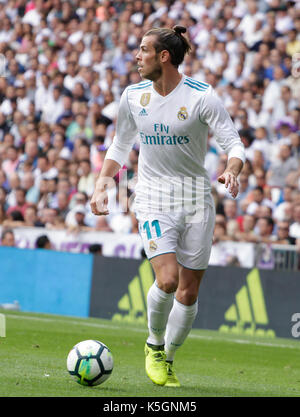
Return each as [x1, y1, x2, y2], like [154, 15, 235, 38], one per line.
[0, 309, 300, 397]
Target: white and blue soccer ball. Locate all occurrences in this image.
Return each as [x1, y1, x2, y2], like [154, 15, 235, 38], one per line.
[67, 339, 114, 386]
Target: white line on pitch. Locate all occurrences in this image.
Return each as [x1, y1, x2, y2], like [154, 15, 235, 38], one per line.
[5, 313, 300, 350]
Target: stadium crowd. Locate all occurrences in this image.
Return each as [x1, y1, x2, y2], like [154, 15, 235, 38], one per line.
[0, 0, 299, 251]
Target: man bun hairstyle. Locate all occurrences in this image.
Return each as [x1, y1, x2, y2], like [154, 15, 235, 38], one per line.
[173, 25, 186, 35]
[144, 25, 192, 68]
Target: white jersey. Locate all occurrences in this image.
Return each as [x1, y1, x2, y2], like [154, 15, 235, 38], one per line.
[105, 74, 245, 212]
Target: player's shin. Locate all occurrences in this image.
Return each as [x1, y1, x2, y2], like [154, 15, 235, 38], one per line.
[165, 298, 198, 361]
[146, 281, 175, 346]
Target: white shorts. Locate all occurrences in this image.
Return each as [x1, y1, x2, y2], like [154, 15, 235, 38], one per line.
[136, 205, 215, 270]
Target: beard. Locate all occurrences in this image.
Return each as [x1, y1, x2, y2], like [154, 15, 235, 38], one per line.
[142, 56, 162, 81]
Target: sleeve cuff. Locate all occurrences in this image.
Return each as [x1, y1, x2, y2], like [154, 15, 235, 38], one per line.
[227, 143, 246, 164]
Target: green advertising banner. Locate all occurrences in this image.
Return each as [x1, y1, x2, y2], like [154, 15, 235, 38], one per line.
[90, 257, 300, 340]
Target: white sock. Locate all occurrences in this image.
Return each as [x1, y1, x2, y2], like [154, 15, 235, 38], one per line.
[146, 281, 175, 346]
[165, 298, 198, 362]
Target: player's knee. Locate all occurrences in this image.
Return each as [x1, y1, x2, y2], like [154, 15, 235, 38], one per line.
[176, 288, 198, 306]
[154, 263, 178, 293]
[156, 276, 178, 294]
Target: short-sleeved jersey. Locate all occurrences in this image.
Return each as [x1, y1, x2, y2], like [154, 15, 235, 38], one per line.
[105, 74, 245, 212]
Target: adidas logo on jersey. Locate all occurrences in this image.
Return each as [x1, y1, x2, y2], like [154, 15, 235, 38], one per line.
[139, 108, 148, 116]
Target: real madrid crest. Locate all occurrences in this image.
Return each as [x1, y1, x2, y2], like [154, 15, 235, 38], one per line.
[140, 93, 151, 107]
[149, 240, 157, 252]
[177, 106, 188, 121]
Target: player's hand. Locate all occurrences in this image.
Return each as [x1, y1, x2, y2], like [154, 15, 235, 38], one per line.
[217, 171, 239, 199]
[90, 188, 109, 216]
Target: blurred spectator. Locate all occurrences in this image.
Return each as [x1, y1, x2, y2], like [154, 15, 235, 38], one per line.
[35, 74, 51, 115]
[250, 127, 270, 162]
[18, 139, 40, 170]
[34, 155, 56, 187]
[271, 85, 299, 128]
[247, 99, 270, 131]
[22, 172, 39, 204]
[236, 214, 257, 242]
[254, 216, 276, 243]
[77, 159, 95, 197]
[92, 143, 108, 173]
[239, 129, 255, 162]
[1, 146, 20, 177]
[41, 86, 64, 125]
[226, 219, 240, 241]
[275, 221, 296, 245]
[6, 187, 30, 217]
[290, 204, 300, 239]
[23, 204, 44, 227]
[66, 190, 96, 228]
[67, 203, 94, 233]
[246, 186, 275, 216]
[46, 177, 59, 209]
[286, 28, 300, 57]
[237, 0, 264, 49]
[262, 66, 286, 115]
[52, 132, 72, 161]
[39, 207, 64, 230]
[252, 168, 267, 189]
[36, 234, 52, 249]
[89, 243, 103, 255]
[1, 228, 15, 247]
[0, 203, 7, 225]
[266, 144, 299, 188]
[223, 199, 238, 221]
[273, 185, 295, 222]
[0, 0, 297, 257]
[67, 112, 93, 144]
[38, 129, 53, 155]
[3, 204, 43, 228]
[6, 172, 20, 207]
[236, 171, 252, 212]
[0, 186, 8, 211]
[213, 220, 228, 244]
[56, 191, 70, 222]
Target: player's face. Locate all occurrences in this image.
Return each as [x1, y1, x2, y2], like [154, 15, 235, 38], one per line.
[136, 35, 162, 81]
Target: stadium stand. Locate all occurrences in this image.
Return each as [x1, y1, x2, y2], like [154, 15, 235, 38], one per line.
[0, 0, 299, 267]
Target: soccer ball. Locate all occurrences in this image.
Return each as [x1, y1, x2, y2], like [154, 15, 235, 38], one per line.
[67, 339, 113, 386]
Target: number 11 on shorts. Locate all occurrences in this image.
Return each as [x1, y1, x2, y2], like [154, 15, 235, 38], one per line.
[143, 220, 162, 240]
[0, 314, 6, 337]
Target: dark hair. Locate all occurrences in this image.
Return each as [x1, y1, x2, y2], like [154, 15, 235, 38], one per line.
[144, 25, 191, 67]
[10, 210, 24, 221]
[79, 158, 91, 165]
[36, 235, 50, 249]
[15, 187, 26, 196]
[238, 129, 254, 144]
[38, 154, 49, 161]
[89, 243, 102, 254]
[254, 186, 264, 194]
[261, 216, 274, 229]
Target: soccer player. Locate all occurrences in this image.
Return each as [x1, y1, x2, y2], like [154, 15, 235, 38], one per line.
[90, 26, 245, 387]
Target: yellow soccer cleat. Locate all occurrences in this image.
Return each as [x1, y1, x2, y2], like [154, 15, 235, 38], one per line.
[165, 361, 180, 387]
[144, 343, 168, 386]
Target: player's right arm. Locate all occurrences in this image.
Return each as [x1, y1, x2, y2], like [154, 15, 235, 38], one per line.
[90, 87, 138, 216]
[90, 159, 121, 215]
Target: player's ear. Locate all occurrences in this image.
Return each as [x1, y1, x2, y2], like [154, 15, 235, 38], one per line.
[160, 49, 170, 63]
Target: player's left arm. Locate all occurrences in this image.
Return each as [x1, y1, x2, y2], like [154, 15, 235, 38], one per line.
[200, 86, 245, 198]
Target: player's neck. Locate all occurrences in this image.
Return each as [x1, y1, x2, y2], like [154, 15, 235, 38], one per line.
[153, 68, 182, 97]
